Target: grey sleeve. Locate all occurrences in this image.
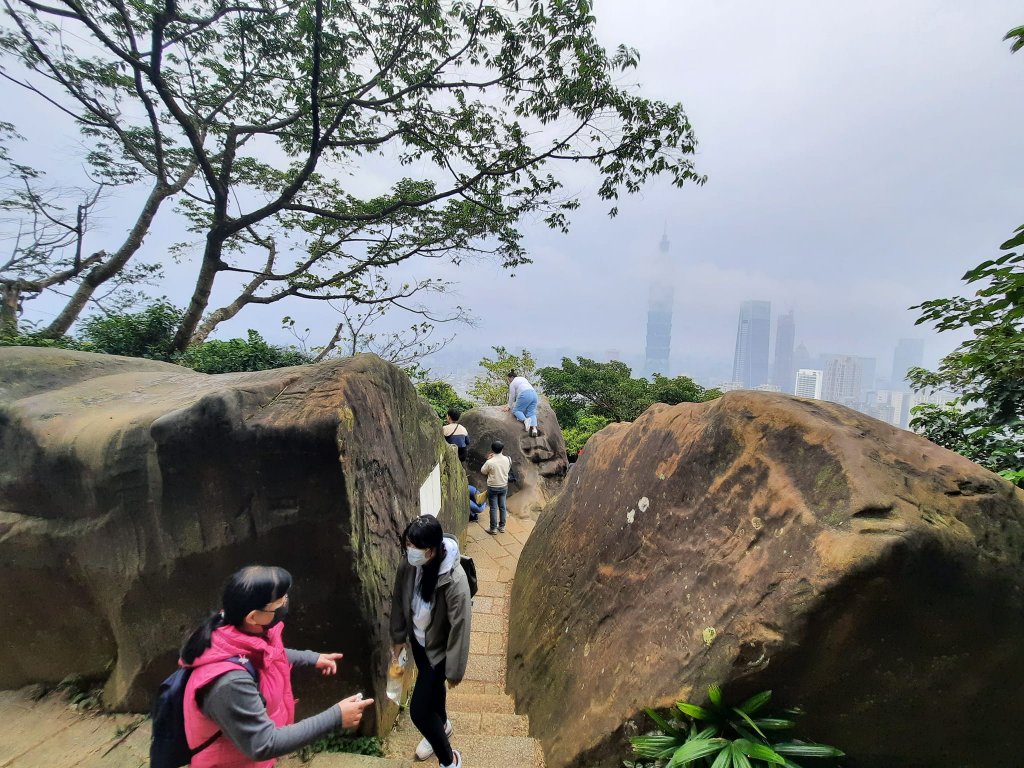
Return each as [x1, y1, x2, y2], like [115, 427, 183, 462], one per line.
[202, 670, 342, 760]
[286, 648, 320, 667]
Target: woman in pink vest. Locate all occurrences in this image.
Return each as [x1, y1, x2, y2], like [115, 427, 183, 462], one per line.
[182, 565, 374, 767]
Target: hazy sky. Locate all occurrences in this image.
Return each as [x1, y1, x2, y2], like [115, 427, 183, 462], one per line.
[8, 1, 1024, 383]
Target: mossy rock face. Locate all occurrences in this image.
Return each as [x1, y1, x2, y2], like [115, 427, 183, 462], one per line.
[507, 391, 1024, 768]
[0, 347, 464, 733]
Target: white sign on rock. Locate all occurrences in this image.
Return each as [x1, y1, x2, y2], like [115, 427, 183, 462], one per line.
[419, 463, 442, 517]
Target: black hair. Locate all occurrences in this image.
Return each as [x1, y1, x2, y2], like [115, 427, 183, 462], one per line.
[181, 565, 292, 663]
[446, 407, 461, 421]
[491, 440, 504, 453]
[402, 515, 446, 603]
[506, 370, 517, 379]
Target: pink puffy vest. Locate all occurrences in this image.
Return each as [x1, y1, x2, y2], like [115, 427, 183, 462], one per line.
[184, 623, 297, 768]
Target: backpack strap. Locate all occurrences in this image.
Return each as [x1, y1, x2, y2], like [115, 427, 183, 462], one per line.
[190, 655, 259, 757]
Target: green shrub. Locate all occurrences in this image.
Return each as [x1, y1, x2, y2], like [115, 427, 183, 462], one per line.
[297, 732, 384, 762]
[417, 380, 474, 420]
[178, 330, 310, 373]
[78, 301, 182, 360]
[628, 685, 843, 768]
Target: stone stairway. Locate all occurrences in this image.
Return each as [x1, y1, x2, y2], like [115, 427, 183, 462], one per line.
[0, 515, 543, 768]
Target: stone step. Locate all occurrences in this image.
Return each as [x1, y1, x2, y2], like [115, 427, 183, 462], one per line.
[446, 690, 516, 715]
[280, 754, 410, 768]
[387, 732, 543, 768]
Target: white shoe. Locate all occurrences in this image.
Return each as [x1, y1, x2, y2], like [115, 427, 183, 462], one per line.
[443, 749, 462, 768]
[414, 720, 453, 760]
[522, 420, 530, 432]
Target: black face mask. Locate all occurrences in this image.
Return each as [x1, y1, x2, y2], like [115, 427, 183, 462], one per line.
[260, 603, 289, 630]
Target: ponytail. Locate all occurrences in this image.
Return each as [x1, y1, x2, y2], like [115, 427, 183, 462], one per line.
[181, 611, 225, 664]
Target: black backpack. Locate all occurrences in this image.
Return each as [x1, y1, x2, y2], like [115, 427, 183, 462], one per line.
[150, 656, 257, 768]
[460, 555, 478, 598]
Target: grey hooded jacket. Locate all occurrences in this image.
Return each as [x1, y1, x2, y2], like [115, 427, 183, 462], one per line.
[390, 533, 473, 683]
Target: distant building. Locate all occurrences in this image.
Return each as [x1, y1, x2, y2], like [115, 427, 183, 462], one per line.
[771, 311, 796, 394]
[891, 338, 925, 389]
[719, 381, 745, 392]
[863, 390, 905, 427]
[731, 300, 771, 389]
[643, 232, 673, 377]
[755, 383, 782, 393]
[794, 369, 824, 399]
[794, 342, 811, 372]
[823, 356, 863, 406]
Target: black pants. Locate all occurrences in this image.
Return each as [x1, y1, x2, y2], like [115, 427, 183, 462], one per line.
[410, 636, 453, 765]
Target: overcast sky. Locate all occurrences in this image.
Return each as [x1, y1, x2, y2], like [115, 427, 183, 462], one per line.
[9, 1, 1024, 384]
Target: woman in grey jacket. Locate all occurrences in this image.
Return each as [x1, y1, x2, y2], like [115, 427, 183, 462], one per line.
[391, 516, 473, 768]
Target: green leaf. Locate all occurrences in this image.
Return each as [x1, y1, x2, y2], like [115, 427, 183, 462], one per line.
[666, 737, 729, 767]
[732, 708, 767, 740]
[677, 702, 715, 722]
[733, 739, 786, 765]
[773, 742, 845, 758]
[645, 707, 679, 736]
[631, 735, 680, 759]
[708, 684, 723, 708]
[710, 747, 734, 768]
[729, 742, 754, 768]
[750, 718, 796, 731]
[736, 690, 772, 715]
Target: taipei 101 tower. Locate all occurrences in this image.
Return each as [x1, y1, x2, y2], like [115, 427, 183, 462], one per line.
[643, 231, 673, 378]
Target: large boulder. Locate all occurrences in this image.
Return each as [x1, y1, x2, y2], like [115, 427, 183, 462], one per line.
[0, 347, 466, 730]
[507, 391, 1024, 768]
[460, 400, 568, 517]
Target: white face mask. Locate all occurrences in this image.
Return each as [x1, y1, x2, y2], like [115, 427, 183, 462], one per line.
[406, 547, 430, 567]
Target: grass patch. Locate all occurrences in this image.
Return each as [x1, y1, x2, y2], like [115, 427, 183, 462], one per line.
[297, 731, 385, 762]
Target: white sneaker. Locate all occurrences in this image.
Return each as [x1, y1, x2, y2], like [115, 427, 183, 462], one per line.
[443, 749, 462, 768]
[414, 720, 453, 760]
[522, 420, 530, 432]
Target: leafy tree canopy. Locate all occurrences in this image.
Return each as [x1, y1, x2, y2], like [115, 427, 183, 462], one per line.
[1, 0, 705, 349]
[469, 346, 537, 405]
[417, 380, 474, 420]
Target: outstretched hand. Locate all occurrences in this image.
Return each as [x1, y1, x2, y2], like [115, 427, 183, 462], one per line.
[338, 694, 375, 729]
[316, 652, 344, 675]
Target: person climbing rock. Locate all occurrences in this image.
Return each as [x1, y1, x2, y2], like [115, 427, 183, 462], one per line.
[442, 408, 470, 462]
[502, 370, 539, 437]
[180, 565, 373, 767]
[391, 516, 472, 768]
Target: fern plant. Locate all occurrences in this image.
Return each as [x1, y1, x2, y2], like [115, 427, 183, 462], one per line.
[628, 685, 843, 768]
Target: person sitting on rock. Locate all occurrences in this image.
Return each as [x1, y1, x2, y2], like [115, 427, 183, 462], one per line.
[480, 440, 512, 534]
[502, 370, 538, 437]
[442, 408, 470, 462]
[180, 565, 373, 768]
[468, 484, 485, 522]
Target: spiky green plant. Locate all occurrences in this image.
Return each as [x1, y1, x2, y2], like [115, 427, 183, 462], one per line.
[628, 685, 844, 768]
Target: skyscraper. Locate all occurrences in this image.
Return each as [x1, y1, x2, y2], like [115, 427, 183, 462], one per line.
[823, 356, 863, 405]
[794, 369, 824, 399]
[771, 310, 796, 394]
[732, 300, 771, 388]
[891, 338, 925, 388]
[643, 232, 673, 378]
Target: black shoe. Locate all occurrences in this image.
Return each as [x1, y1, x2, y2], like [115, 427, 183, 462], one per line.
[469, 513, 478, 522]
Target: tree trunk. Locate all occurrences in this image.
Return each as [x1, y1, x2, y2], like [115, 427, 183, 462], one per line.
[39, 181, 175, 338]
[0, 282, 20, 339]
[173, 236, 224, 352]
[189, 293, 250, 345]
